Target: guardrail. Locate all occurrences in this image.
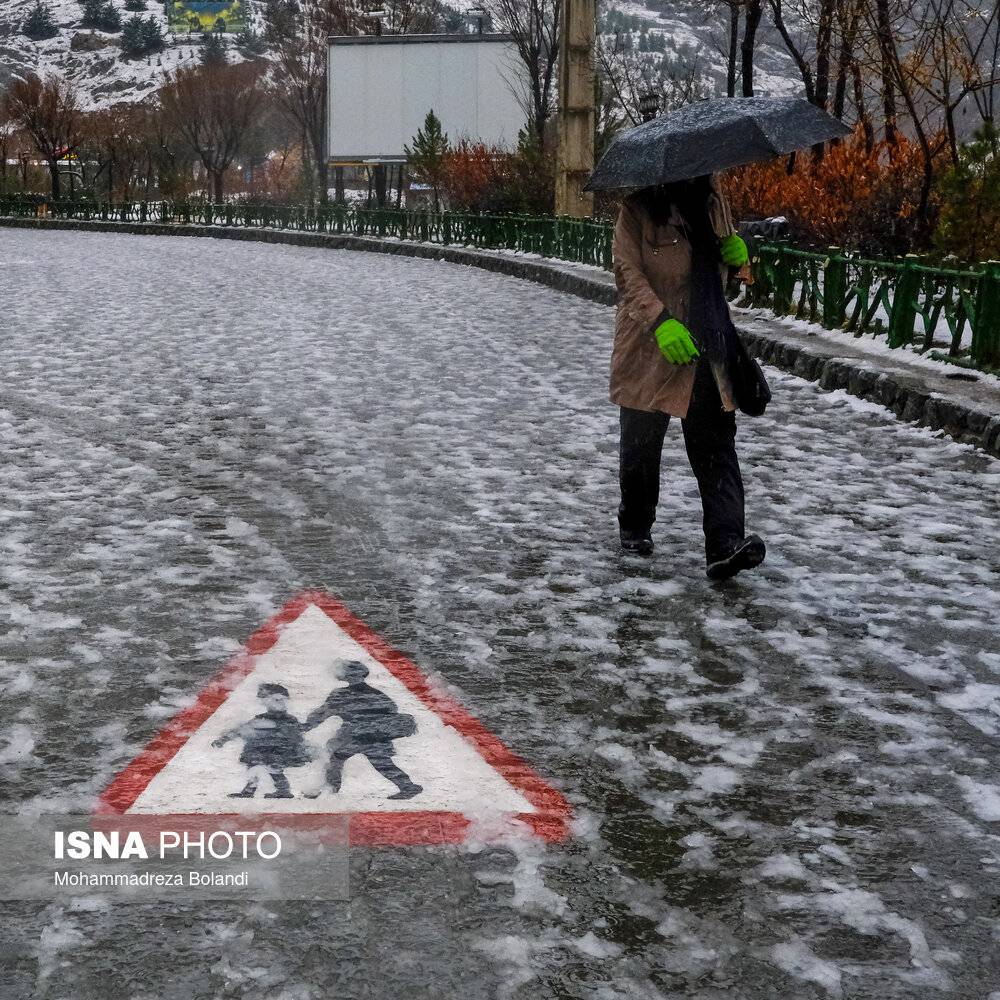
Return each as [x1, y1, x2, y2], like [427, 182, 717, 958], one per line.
[3, 198, 998, 371]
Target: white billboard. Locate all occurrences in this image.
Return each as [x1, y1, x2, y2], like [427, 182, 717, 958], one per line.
[327, 34, 527, 162]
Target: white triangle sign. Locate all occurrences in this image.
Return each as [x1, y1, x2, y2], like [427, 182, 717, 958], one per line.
[98, 593, 569, 845]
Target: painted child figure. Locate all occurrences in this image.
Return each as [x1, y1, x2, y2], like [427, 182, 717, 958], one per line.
[212, 682, 312, 799]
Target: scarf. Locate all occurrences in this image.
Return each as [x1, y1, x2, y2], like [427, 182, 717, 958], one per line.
[636, 177, 733, 365]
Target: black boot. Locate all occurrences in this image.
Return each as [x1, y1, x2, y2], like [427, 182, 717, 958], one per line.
[706, 535, 765, 581]
[619, 527, 654, 556]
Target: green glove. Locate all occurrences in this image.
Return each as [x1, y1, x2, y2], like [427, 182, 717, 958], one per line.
[653, 317, 699, 365]
[720, 232, 749, 267]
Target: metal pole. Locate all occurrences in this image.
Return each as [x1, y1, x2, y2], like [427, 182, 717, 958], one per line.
[554, 0, 595, 218]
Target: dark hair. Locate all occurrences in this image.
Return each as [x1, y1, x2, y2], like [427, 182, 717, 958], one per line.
[633, 175, 718, 257]
[258, 683, 289, 698]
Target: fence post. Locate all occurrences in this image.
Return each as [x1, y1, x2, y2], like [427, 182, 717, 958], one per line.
[972, 261, 1000, 369]
[889, 254, 920, 348]
[823, 247, 846, 329]
[772, 243, 793, 315]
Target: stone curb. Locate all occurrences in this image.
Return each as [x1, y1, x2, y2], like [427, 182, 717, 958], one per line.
[4, 215, 997, 458]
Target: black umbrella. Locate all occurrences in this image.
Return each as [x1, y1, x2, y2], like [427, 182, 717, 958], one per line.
[584, 96, 852, 192]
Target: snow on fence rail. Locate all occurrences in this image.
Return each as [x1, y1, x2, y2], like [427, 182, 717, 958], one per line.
[3, 198, 999, 371]
[749, 243, 1000, 370]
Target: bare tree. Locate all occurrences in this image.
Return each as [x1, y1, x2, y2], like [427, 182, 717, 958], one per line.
[969, 0, 1000, 124]
[483, 0, 561, 144]
[159, 62, 268, 202]
[83, 105, 148, 202]
[4, 73, 81, 199]
[598, 33, 711, 127]
[262, 0, 365, 205]
[741, 0, 764, 95]
[0, 102, 16, 196]
[917, 0, 1000, 161]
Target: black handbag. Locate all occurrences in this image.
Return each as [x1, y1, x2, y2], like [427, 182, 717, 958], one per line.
[728, 327, 771, 417]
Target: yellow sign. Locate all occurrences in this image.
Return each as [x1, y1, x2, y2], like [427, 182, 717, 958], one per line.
[167, 0, 245, 33]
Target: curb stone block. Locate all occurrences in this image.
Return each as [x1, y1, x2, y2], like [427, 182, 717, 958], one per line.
[963, 408, 991, 435]
[873, 375, 898, 408]
[792, 353, 817, 380]
[931, 398, 967, 435]
[984, 416, 1000, 454]
[901, 390, 930, 423]
[848, 368, 880, 399]
[819, 359, 851, 390]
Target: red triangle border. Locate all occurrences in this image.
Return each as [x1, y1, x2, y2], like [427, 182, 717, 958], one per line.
[95, 591, 571, 845]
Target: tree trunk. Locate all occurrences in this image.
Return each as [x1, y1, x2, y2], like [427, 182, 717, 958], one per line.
[49, 160, 60, 199]
[335, 166, 345, 203]
[374, 163, 387, 208]
[741, 0, 763, 97]
[852, 62, 874, 152]
[944, 103, 960, 165]
[395, 164, 404, 209]
[814, 0, 834, 110]
[301, 131, 315, 204]
[213, 168, 224, 202]
[875, 0, 898, 147]
[727, 3, 739, 98]
[317, 156, 329, 205]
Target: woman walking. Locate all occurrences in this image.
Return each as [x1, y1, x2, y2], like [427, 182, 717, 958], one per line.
[611, 173, 765, 581]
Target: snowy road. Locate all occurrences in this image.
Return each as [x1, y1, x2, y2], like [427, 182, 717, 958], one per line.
[2, 229, 1000, 1000]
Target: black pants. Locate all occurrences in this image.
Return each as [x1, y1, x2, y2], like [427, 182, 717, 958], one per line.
[618, 359, 745, 563]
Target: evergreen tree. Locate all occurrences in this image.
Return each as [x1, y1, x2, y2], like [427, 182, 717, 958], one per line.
[235, 27, 265, 54]
[404, 110, 449, 211]
[140, 15, 164, 52]
[120, 13, 144, 55]
[935, 123, 1000, 264]
[81, 0, 122, 32]
[200, 31, 227, 66]
[23, 0, 59, 39]
[119, 12, 162, 55]
[124, 0, 146, 10]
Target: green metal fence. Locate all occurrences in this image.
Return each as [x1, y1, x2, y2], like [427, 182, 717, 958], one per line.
[3, 197, 998, 371]
[0, 197, 614, 270]
[749, 243, 1000, 370]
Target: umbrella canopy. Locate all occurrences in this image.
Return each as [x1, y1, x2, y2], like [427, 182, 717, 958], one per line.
[584, 96, 852, 192]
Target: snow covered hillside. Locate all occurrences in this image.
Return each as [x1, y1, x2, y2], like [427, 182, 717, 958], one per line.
[0, 0, 235, 107]
[0, 0, 803, 111]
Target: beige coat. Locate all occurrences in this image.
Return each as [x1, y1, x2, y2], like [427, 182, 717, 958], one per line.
[610, 177, 737, 418]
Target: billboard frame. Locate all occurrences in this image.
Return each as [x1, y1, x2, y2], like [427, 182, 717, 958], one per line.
[326, 33, 521, 165]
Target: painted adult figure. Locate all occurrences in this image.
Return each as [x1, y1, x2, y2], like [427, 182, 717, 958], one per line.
[611, 173, 766, 580]
[303, 660, 422, 800]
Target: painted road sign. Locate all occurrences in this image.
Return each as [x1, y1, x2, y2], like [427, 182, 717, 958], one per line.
[98, 593, 570, 845]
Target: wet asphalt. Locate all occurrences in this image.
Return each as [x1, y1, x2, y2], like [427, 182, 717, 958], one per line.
[1, 229, 999, 999]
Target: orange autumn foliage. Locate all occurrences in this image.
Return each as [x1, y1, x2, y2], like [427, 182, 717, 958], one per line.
[722, 131, 942, 255]
[441, 138, 554, 215]
[441, 139, 506, 210]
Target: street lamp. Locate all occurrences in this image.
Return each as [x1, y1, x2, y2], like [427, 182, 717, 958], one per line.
[638, 91, 660, 122]
[465, 6, 487, 33]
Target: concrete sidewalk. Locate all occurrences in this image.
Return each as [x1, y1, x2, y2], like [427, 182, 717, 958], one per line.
[734, 310, 1000, 456]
